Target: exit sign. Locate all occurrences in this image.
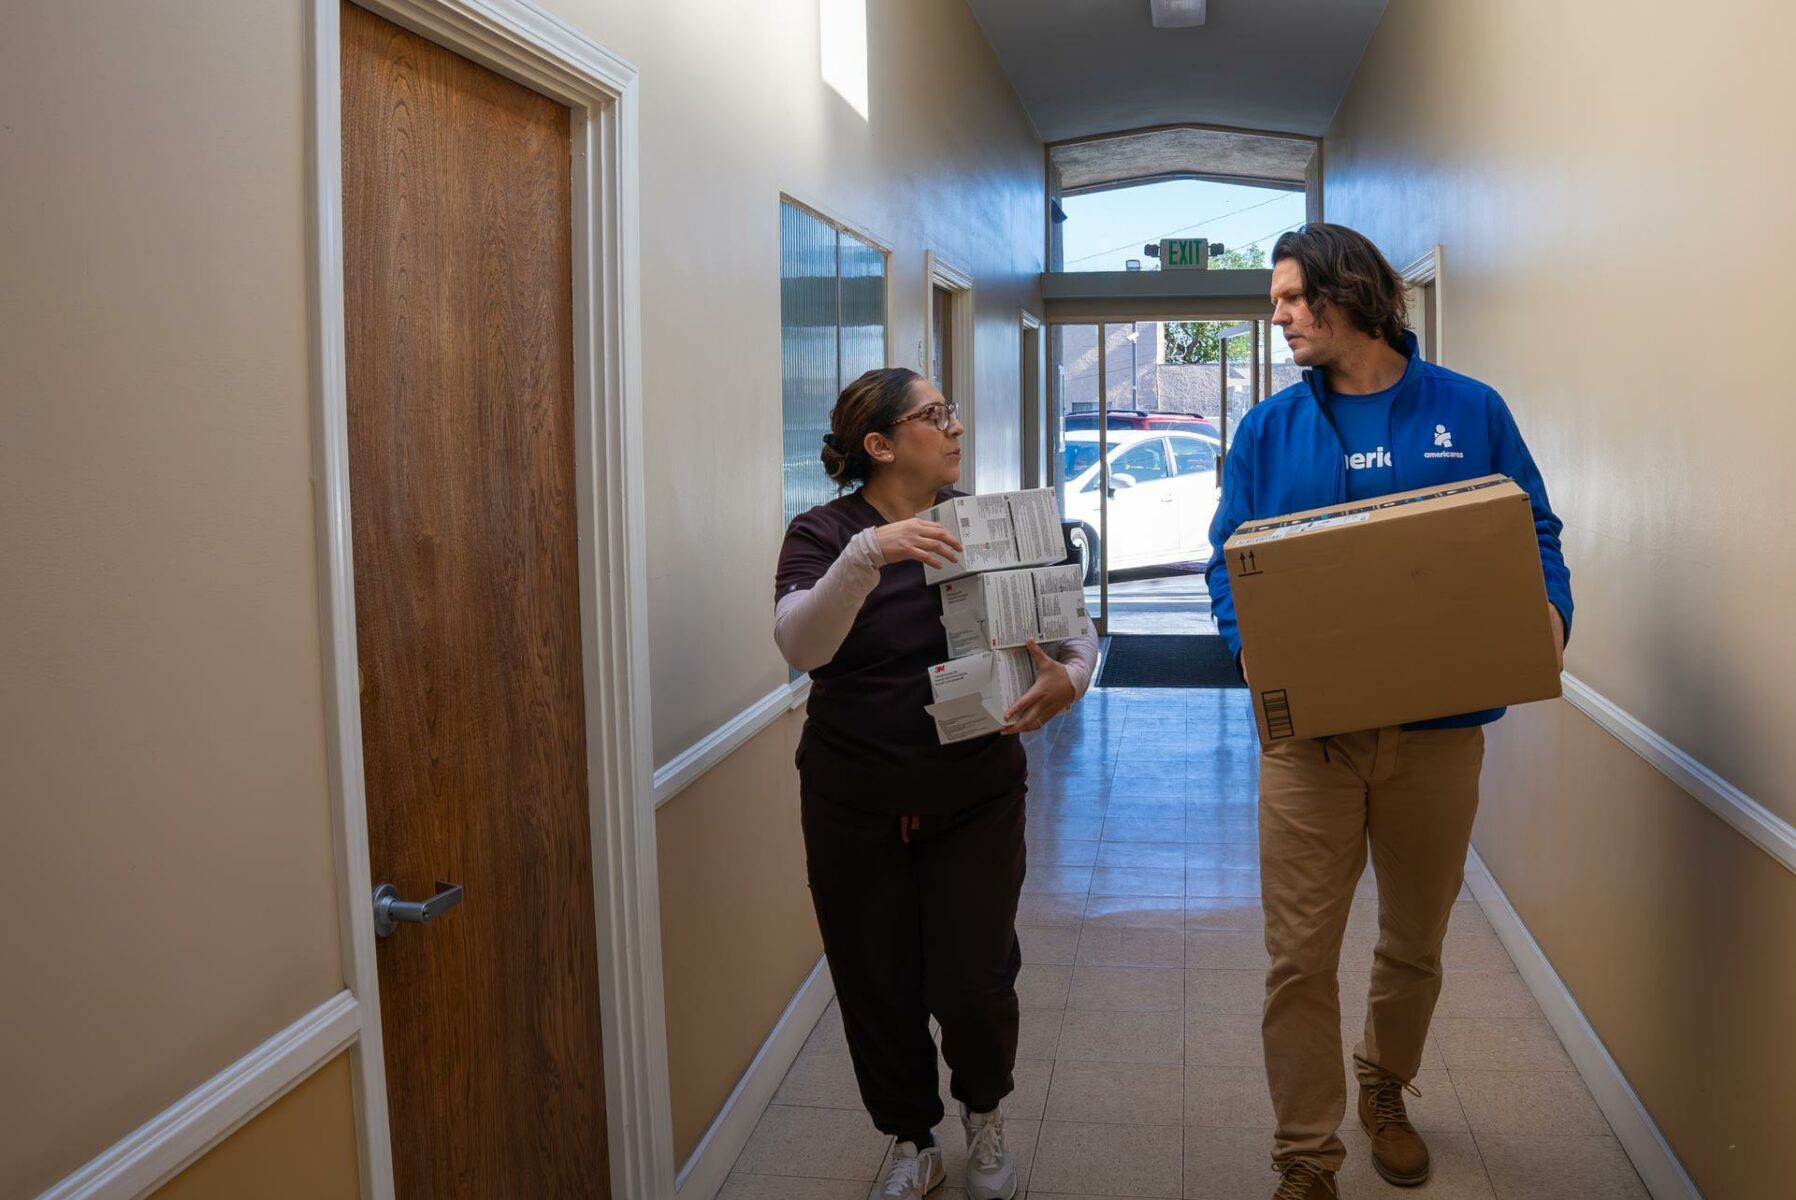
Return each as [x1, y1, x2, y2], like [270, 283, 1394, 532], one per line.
[1161, 238, 1210, 270]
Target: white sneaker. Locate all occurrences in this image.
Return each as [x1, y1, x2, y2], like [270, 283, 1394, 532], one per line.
[877, 1136, 944, 1200]
[959, 1104, 1018, 1200]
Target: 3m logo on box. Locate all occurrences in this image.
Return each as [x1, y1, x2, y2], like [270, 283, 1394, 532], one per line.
[924, 648, 1036, 745]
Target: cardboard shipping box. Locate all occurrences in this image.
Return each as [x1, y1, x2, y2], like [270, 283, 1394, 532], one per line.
[940, 564, 1090, 657]
[921, 488, 1065, 585]
[924, 648, 1036, 745]
[1223, 476, 1562, 743]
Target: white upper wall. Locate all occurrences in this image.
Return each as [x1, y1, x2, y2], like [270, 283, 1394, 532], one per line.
[540, 0, 1046, 762]
[1324, 0, 1796, 820]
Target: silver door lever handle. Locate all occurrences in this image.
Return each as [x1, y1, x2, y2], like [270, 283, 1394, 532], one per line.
[373, 880, 463, 938]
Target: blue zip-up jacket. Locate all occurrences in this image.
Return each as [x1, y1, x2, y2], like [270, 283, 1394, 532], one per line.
[1204, 332, 1573, 729]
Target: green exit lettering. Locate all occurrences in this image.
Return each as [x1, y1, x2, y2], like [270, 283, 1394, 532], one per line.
[1163, 238, 1207, 270]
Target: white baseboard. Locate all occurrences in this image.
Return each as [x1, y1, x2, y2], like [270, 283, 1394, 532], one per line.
[38, 990, 362, 1200]
[674, 956, 835, 1199]
[654, 679, 810, 809]
[1465, 850, 1701, 1200]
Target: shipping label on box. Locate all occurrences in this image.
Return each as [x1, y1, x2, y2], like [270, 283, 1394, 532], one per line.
[922, 488, 1065, 585]
[1223, 475, 1562, 743]
[923, 648, 1037, 744]
[940, 564, 1089, 657]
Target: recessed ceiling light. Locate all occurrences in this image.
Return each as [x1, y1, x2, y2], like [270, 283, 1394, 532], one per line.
[1150, 0, 1208, 29]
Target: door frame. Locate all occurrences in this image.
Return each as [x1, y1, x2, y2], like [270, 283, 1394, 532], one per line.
[306, 3, 672, 1198]
[1046, 311, 1274, 636]
[1019, 309, 1044, 487]
[1402, 244, 1445, 363]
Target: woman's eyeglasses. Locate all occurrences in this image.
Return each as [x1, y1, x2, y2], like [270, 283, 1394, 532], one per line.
[888, 400, 960, 433]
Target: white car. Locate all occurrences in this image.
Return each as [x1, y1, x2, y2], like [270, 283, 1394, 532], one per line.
[1059, 428, 1221, 584]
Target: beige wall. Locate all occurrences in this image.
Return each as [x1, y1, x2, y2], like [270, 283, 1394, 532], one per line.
[150, 1053, 362, 1200]
[534, 0, 1046, 764]
[657, 713, 821, 1163]
[3, 0, 1037, 1190]
[1327, 2, 1796, 1194]
[1325, 0, 1796, 820]
[1484, 703, 1796, 1196]
[0, 3, 346, 1195]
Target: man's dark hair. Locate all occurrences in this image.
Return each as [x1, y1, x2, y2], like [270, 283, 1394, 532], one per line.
[1271, 223, 1409, 352]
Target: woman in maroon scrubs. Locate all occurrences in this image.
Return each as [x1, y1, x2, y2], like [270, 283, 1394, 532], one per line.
[774, 367, 1096, 1200]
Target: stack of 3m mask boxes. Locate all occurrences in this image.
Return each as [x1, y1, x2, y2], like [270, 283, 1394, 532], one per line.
[920, 489, 1092, 744]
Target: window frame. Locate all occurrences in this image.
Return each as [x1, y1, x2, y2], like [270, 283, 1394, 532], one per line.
[777, 194, 893, 524]
[778, 193, 893, 377]
[1110, 436, 1173, 485]
[777, 197, 892, 681]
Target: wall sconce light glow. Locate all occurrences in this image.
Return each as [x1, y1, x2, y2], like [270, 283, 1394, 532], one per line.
[820, 0, 870, 120]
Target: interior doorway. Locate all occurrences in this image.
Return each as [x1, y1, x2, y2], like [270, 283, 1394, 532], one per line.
[1402, 245, 1444, 363]
[925, 251, 975, 486]
[932, 285, 955, 400]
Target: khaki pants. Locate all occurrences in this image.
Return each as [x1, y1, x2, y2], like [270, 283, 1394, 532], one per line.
[1257, 725, 1485, 1171]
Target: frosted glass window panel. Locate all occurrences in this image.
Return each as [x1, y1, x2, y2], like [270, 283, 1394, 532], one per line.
[781, 202, 840, 531]
[838, 230, 887, 388]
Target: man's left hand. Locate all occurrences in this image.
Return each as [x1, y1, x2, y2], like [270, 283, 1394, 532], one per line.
[1549, 604, 1566, 671]
[1001, 639, 1075, 734]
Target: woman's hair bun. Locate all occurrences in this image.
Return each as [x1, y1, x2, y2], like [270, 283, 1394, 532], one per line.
[820, 367, 922, 490]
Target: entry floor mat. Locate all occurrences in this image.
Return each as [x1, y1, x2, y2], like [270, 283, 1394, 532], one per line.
[1096, 634, 1245, 689]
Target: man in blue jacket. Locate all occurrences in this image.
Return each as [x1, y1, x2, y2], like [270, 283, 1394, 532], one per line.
[1204, 224, 1572, 1199]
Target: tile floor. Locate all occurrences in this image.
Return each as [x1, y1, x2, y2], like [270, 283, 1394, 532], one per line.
[723, 686, 1649, 1199]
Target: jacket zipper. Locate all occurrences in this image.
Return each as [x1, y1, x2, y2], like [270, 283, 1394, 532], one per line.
[1387, 363, 1414, 492]
[1310, 352, 1419, 500]
[1307, 369, 1350, 503]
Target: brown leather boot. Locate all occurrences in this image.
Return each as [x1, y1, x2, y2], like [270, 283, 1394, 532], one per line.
[1271, 1161, 1339, 1199]
[1358, 1075, 1430, 1186]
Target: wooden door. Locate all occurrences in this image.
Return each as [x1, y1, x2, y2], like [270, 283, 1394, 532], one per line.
[340, 4, 611, 1195]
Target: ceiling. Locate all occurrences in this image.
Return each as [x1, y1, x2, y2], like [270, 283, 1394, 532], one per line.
[962, 0, 1388, 143]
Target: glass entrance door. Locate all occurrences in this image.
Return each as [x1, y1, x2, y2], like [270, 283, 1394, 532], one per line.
[1048, 317, 1279, 637]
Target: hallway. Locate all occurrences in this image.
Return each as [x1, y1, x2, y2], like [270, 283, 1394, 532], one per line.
[10, 0, 1795, 1195]
[723, 686, 1649, 1199]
